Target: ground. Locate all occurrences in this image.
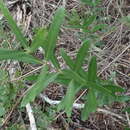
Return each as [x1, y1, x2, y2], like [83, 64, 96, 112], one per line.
[0, 0, 130, 129]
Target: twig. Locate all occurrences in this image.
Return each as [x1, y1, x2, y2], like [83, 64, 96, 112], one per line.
[40, 94, 84, 109]
[62, 0, 67, 8]
[98, 43, 130, 76]
[40, 94, 126, 122]
[10, 65, 43, 82]
[126, 112, 130, 128]
[74, 89, 87, 104]
[56, 90, 87, 120]
[97, 108, 126, 121]
[4, 58, 37, 130]
[26, 103, 37, 130]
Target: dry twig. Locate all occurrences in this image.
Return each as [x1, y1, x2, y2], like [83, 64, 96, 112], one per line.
[40, 94, 126, 122]
[26, 103, 37, 130]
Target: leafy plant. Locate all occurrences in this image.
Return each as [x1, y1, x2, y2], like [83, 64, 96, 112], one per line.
[66, 1, 113, 49]
[0, 48, 41, 64]
[0, 0, 28, 49]
[21, 65, 58, 107]
[0, 69, 21, 127]
[0, 0, 127, 124]
[33, 105, 56, 129]
[121, 15, 130, 27]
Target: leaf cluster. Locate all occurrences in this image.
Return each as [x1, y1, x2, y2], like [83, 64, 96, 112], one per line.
[0, 0, 128, 122]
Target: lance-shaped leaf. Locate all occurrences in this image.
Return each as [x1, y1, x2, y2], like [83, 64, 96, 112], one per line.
[92, 24, 107, 33]
[82, 15, 96, 29]
[61, 69, 115, 96]
[81, 89, 97, 120]
[64, 80, 81, 117]
[0, 0, 28, 49]
[60, 48, 74, 70]
[29, 28, 48, 53]
[50, 55, 60, 69]
[0, 48, 41, 64]
[25, 75, 38, 82]
[55, 73, 82, 89]
[21, 65, 58, 107]
[61, 69, 86, 85]
[45, 7, 65, 60]
[87, 56, 97, 81]
[57, 80, 81, 115]
[55, 76, 70, 86]
[102, 84, 125, 93]
[74, 40, 90, 72]
[61, 48, 87, 78]
[90, 83, 116, 97]
[97, 78, 125, 93]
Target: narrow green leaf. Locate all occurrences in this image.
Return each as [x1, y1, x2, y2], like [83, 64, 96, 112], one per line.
[102, 84, 125, 93]
[65, 80, 81, 117]
[81, 89, 97, 120]
[29, 28, 48, 53]
[45, 7, 65, 60]
[115, 95, 130, 102]
[65, 25, 82, 29]
[88, 82, 114, 96]
[82, 15, 96, 29]
[87, 56, 97, 81]
[21, 65, 48, 107]
[55, 73, 82, 89]
[57, 80, 81, 115]
[97, 78, 125, 93]
[0, 0, 28, 48]
[21, 65, 58, 107]
[61, 69, 115, 96]
[0, 48, 41, 64]
[61, 48, 87, 78]
[97, 94, 130, 106]
[0, 105, 5, 117]
[65, 80, 76, 115]
[57, 96, 66, 112]
[92, 24, 107, 33]
[67, 9, 81, 28]
[25, 75, 38, 82]
[54, 73, 71, 85]
[96, 92, 115, 106]
[60, 48, 74, 70]
[74, 40, 90, 71]
[50, 55, 60, 69]
[61, 69, 86, 85]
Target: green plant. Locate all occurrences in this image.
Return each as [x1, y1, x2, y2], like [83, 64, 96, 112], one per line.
[0, 0, 128, 124]
[0, 69, 23, 127]
[66, 1, 116, 49]
[33, 105, 56, 129]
